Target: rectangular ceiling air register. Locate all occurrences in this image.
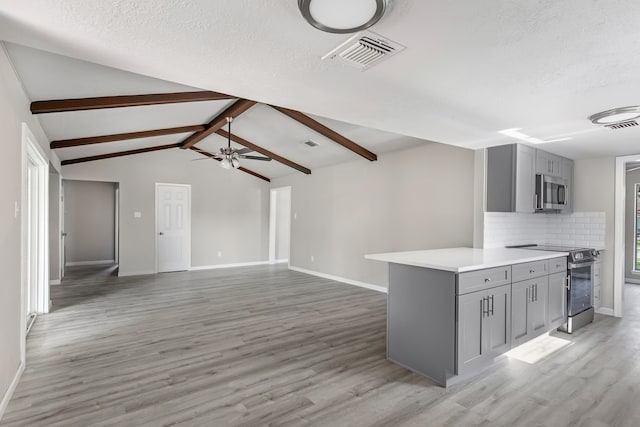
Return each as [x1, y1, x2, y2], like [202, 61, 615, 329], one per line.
[322, 30, 406, 71]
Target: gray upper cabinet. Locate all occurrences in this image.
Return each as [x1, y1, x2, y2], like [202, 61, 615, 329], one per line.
[457, 284, 511, 375]
[561, 158, 573, 213]
[535, 150, 562, 177]
[486, 144, 535, 213]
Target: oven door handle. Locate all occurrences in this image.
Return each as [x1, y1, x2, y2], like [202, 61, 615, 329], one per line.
[565, 274, 571, 291]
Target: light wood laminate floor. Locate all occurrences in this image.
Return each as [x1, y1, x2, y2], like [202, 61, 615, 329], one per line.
[2, 265, 640, 426]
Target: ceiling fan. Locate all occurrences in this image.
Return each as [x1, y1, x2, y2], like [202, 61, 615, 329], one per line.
[195, 117, 272, 169]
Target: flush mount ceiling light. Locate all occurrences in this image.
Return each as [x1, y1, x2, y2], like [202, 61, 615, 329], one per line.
[298, 0, 387, 34]
[589, 106, 640, 125]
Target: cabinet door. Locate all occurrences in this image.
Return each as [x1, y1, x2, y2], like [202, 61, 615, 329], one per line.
[561, 159, 573, 213]
[530, 277, 549, 337]
[548, 272, 567, 328]
[550, 155, 562, 176]
[535, 150, 550, 175]
[485, 284, 511, 356]
[511, 280, 531, 346]
[515, 145, 535, 213]
[457, 291, 486, 374]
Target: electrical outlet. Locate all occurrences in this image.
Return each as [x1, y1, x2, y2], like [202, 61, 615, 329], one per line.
[14, 201, 19, 218]
[310, 255, 314, 263]
[294, 212, 297, 220]
[134, 211, 142, 218]
[217, 251, 222, 257]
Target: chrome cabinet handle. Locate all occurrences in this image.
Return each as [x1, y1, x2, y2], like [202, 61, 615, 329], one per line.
[490, 295, 494, 316]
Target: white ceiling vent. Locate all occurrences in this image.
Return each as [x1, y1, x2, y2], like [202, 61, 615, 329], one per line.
[303, 140, 319, 147]
[322, 31, 406, 71]
[605, 120, 638, 130]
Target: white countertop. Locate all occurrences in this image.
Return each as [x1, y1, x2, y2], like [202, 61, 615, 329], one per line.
[365, 247, 569, 273]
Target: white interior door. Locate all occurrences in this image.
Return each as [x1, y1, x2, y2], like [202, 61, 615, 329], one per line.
[156, 183, 191, 273]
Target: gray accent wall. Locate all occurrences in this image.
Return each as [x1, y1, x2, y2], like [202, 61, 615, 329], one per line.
[573, 157, 615, 310]
[62, 150, 270, 275]
[625, 169, 640, 282]
[0, 44, 51, 412]
[63, 180, 117, 264]
[271, 143, 475, 288]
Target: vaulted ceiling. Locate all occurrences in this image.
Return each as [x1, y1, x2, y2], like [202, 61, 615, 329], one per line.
[4, 42, 426, 181]
[2, 1, 640, 162]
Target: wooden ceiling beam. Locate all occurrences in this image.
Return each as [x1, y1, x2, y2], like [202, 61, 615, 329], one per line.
[189, 147, 270, 182]
[180, 99, 257, 149]
[269, 105, 377, 161]
[51, 125, 205, 149]
[61, 143, 181, 166]
[31, 91, 235, 114]
[215, 129, 311, 175]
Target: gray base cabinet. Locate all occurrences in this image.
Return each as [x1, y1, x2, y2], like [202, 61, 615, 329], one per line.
[457, 284, 511, 375]
[548, 272, 568, 328]
[511, 277, 548, 346]
[386, 256, 567, 387]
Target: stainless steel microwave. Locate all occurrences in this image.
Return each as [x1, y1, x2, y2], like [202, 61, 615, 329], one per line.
[535, 174, 567, 211]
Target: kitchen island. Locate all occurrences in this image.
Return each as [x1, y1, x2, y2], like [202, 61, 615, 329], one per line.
[365, 247, 568, 387]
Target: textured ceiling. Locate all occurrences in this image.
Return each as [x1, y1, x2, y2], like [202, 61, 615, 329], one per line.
[2, 0, 640, 160]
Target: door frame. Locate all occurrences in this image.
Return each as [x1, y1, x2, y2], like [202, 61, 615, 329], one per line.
[155, 183, 192, 273]
[20, 123, 49, 359]
[614, 154, 640, 317]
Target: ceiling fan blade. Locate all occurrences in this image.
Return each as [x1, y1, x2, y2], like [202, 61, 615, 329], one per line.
[239, 155, 272, 161]
[236, 147, 254, 155]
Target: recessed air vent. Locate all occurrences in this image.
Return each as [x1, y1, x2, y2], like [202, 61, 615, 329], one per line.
[322, 30, 406, 71]
[605, 120, 638, 129]
[303, 140, 319, 147]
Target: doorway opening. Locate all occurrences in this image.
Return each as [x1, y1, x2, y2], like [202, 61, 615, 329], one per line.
[634, 183, 640, 272]
[269, 186, 291, 264]
[62, 180, 119, 273]
[21, 124, 49, 347]
[156, 183, 191, 273]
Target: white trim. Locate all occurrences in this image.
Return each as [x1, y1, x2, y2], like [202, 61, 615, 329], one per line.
[273, 259, 289, 264]
[65, 260, 115, 267]
[614, 154, 640, 318]
[190, 261, 271, 271]
[117, 270, 157, 277]
[625, 278, 640, 285]
[288, 266, 388, 294]
[0, 361, 24, 421]
[595, 307, 615, 316]
[155, 183, 192, 274]
[50, 280, 61, 286]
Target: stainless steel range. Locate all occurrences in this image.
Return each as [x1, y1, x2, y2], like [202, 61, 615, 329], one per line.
[508, 244, 600, 333]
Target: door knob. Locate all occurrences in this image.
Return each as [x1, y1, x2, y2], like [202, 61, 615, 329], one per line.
[159, 232, 164, 236]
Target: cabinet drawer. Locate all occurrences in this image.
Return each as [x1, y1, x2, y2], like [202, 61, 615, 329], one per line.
[457, 266, 511, 295]
[512, 260, 548, 282]
[548, 257, 567, 274]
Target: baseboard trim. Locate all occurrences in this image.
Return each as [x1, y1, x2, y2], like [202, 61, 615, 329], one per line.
[49, 279, 61, 285]
[288, 266, 387, 294]
[117, 270, 156, 277]
[595, 307, 614, 316]
[625, 278, 640, 285]
[270, 259, 289, 265]
[190, 261, 271, 271]
[0, 361, 24, 422]
[65, 260, 115, 267]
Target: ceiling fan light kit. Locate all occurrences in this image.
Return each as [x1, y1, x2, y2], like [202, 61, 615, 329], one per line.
[589, 106, 640, 125]
[298, 0, 387, 34]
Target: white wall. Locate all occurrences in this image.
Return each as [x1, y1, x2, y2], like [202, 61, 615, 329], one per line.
[271, 143, 475, 288]
[625, 169, 640, 281]
[62, 149, 270, 275]
[573, 157, 615, 310]
[0, 43, 51, 415]
[63, 180, 117, 264]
